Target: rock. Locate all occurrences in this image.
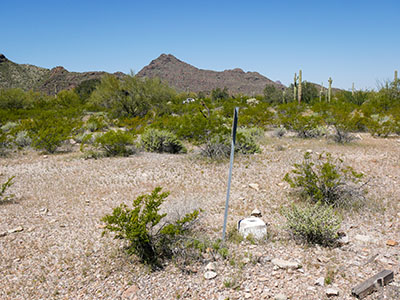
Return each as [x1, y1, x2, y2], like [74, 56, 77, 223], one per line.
[8, 226, 23, 234]
[386, 239, 398, 246]
[274, 293, 287, 300]
[238, 217, 267, 239]
[244, 292, 252, 298]
[326, 288, 339, 297]
[122, 284, 139, 299]
[204, 271, 217, 280]
[338, 235, 349, 245]
[249, 183, 259, 191]
[271, 258, 301, 270]
[250, 208, 262, 217]
[0, 231, 7, 237]
[205, 262, 216, 271]
[315, 277, 325, 286]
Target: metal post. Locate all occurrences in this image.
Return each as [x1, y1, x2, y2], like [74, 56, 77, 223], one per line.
[222, 107, 239, 241]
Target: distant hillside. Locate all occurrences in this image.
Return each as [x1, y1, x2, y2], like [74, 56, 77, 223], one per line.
[137, 54, 285, 95]
[0, 54, 123, 95]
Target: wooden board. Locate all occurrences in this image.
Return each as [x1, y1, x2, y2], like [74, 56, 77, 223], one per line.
[351, 269, 394, 299]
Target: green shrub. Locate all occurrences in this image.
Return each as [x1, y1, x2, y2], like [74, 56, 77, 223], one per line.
[200, 134, 231, 159]
[14, 130, 32, 148]
[85, 115, 109, 132]
[282, 202, 341, 246]
[141, 128, 186, 154]
[284, 152, 366, 208]
[93, 130, 136, 157]
[236, 127, 262, 154]
[101, 187, 200, 268]
[0, 176, 14, 202]
[28, 117, 75, 153]
[1, 122, 18, 133]
[367, 114, 395, 137]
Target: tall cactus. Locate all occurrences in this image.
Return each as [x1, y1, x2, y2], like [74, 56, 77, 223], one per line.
[328, 77, 333, 102]
[319, 83, 324, 102]
[395, 70, 398, 83]
[352, 82, 355, 96]
[293, 72, 297, 102]
[298, 69, 302, 104]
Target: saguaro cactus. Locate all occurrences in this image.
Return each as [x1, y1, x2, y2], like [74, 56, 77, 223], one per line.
[352, 82, 355, 96]
[328, 77, 333, 102]
[319, 83, 324, 102]
[298, 69, 302, 104]
[395, 70, 398, 84]
[293, 72, 297, 102]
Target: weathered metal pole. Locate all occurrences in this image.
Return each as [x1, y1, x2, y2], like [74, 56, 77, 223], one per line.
[222, 107, 239, 241]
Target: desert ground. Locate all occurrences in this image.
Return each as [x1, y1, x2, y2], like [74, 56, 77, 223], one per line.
[1, 133, 399, 300]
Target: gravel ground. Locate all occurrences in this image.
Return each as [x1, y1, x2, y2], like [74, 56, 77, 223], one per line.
[0, 133, 399, 300]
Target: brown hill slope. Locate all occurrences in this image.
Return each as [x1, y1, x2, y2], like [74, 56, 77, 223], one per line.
[137, 54, 285, 95]
[0, 54, 123, 95]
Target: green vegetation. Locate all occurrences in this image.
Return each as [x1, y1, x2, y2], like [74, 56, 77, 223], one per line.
[140, 128, 186, 154]
[0, 176, 14, 202]
[92, 130, 136, 157]
[0, 71, 399, 157]
[101, 187, 200, 269]
[282, 202, 341, 246]
[284, 152, 366, 208]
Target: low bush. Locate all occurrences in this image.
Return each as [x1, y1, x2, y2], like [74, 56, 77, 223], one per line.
[101, 187, 200, 269]
[141, 128, 186, 154]
[282, 202, 341, 246]
[14, 130, 32, 148]
[93, 130, 136, 157]
[284, 152, 366, 208]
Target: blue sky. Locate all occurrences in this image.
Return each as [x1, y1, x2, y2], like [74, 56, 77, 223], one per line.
[1, 0, 399, 90]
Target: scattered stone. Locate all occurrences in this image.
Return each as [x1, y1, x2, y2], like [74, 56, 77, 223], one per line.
[205, 262, 216, 271]
[315, 277, 325, 286]
[326, 288, 339, 297]
[0, 231, 7, 237]
[242, 257, 250, 264]
[250, 208, 262, 217]
[204, 271, 217, 280]
[8, 226, 23, 234]
[39, 207, 48, 214]
[338, 235, 349, 245]
[274, 293, 287, 300]
[352, 269, 394, 299]
[238, 217, 267, 239]
[249, 183, 259, 191]
[244, 292, 252, 299]
[122, 284, 139, 299]
[258, 277, 268, 282]
[271, 258, 301, 270]
[386, 239, 398, 246]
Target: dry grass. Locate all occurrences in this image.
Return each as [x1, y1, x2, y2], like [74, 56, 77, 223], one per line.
[0, 133, 399, 299]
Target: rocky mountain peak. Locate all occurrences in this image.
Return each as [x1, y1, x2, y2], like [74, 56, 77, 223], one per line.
[0, 54, 8, 63]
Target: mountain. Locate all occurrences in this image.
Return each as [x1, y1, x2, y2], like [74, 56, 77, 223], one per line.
[0, 54, 123, 95]
[137, 54, 285, 95]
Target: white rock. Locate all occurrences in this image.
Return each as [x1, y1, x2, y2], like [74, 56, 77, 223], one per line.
[271, 258, 301, 270]
[238, 217, 267, 239]
[204, 271, 217, 280]
[326, 288, 339, 296]
[205, 262, 216, 271]
[274, 293, 287, 300]
[315, 277, 325, 286]
[8, 226, 23, 234]
[249, 183, 259, 191]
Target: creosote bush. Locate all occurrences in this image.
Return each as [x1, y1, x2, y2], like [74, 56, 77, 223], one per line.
[101, 187, 200, 269]
[284, 152, 366, 208]
[93, 130, 136, 157]
[282, 202, 341, 246]
[141, 128, 186, 154]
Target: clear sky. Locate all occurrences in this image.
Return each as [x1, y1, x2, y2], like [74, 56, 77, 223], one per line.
[1, 0, 399, 90]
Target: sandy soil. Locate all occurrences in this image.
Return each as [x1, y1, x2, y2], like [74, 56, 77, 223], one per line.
[0, 133, 399, 299]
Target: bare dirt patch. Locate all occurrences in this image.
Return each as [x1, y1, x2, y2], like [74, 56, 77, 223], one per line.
[1, 133, 399, 299]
